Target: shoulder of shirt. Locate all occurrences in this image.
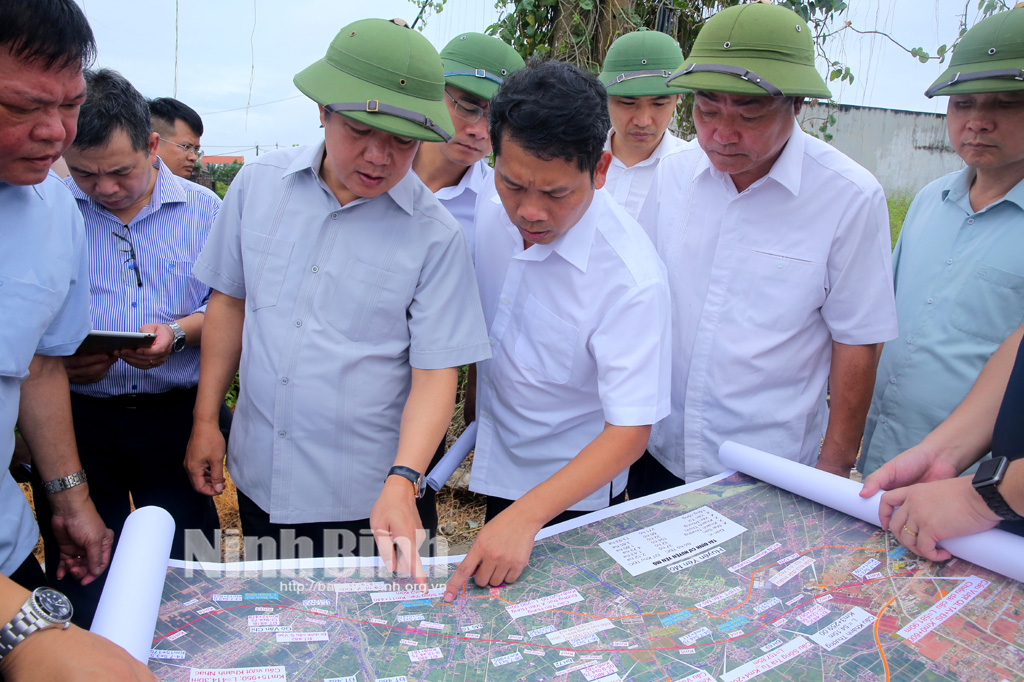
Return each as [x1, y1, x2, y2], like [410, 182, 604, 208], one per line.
[593, 194, 666, 287]
[403, 172, 463, 238]
[167, 173, 222, 210]
[799, 130, 884, 198]
[238, 145, 307, 175]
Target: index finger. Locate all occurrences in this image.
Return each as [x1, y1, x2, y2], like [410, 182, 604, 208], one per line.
[444, 552, 481, 603]
[878, 487, 907, 531]
[372, 528, 397, 574]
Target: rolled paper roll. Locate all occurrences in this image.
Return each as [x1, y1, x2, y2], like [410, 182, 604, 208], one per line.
[91, 505, 175, 663]
[426, 420, 478, 491]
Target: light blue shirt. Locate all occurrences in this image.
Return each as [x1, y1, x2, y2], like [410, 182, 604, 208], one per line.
[194, 143, 491, 523]
[861, 168, 1024, 476]
[65, 158, 219, 396]
[0, 173, 91, 575]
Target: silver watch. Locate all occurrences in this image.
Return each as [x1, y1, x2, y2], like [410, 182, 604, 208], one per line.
[0, 588, 73, 659]
[167, 321, 186, 353]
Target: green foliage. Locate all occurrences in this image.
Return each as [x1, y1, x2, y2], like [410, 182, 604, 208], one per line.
[887, 188, 914, 248]
[225, 372, 240, 410]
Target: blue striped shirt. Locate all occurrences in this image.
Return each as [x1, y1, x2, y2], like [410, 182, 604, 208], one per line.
[64, 158, 219, 397]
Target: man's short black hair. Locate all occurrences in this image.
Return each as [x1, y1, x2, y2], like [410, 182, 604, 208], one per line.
[73, 69, 151, 153]
[149, 97, 204, 137]
[0, 0, 95, 71]
[490, 59, 610, 179]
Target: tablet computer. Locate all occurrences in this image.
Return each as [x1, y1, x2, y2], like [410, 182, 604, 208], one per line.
[75, 330, 157, 355]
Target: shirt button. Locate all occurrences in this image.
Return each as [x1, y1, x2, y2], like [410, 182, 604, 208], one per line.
[926, 298, 934, 304]
[889, 377, 897, 384]
[281, 377, 289, 385]
[946, 258, 954, 265]
[880, 417, 887, 424]
[311, 265, 319, 273]
[489, 338, 497, 346]
[295, 320, 302, 327]
[331, 212, 338, 219]
[967, 218, 975, 224]
[278, 430, 287, 438]
[482, 377, 491, 385]
[501, 297, 511, 305]
[906, 338, 913, 344]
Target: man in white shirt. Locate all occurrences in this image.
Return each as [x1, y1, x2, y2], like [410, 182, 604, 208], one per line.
[412, 32, 523, 255]
[444, 60, 671, 601]
[598, 28, 691, 219]
[632, 3, 898, 497]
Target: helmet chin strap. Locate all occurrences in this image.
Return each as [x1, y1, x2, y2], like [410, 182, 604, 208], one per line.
[925, 67, 1024, 98]
[669, 63, 784, 97]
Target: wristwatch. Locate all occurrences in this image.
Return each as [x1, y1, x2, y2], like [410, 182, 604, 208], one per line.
[386, 465, 427, 498]
[972, 456, 1023, 521]
[0, 588, 73, 660]
[41, 470, 87, 495]
[167, 321, 186, 353]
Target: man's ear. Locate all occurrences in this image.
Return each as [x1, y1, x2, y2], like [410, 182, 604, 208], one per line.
[793, 97, 805, 117]
[146, 131, 160, 163]
[319, 105, 327, 129]
[592, 149, 613, 190]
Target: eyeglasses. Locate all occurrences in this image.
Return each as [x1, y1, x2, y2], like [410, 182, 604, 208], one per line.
[112, 225, 142, 287]
[160, 138, 202, 157]
[444, 89, 488, 122]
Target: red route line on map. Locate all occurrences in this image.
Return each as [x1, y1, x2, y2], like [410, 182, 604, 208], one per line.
[152, 565, 914, 656]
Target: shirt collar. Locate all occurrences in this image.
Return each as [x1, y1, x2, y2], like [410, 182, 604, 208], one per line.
[942, 166, 1024, 214]
[702, 119, 803, 197]
[434, 159, 488, 201]
[510, 190, 601, 273]
[285, 141, 416, 216]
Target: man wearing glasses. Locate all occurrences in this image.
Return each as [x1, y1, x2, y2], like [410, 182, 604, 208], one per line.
[37, 68, 221, 627]
[412, 32, 524, 256]
[150, 97, 204, 180]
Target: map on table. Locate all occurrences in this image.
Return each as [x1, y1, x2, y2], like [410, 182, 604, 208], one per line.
[149, 472, 1024, 681]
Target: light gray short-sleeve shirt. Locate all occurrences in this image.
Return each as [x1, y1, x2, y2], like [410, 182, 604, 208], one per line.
[194, 143, 491, 523]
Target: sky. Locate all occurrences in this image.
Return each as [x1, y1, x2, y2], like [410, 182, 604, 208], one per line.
[73, 0, 991, 162]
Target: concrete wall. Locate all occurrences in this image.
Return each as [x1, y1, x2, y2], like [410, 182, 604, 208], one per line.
[798, 101, 964, 197]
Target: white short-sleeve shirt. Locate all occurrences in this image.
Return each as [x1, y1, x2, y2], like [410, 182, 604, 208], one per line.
[193, 143, 491, 523]
[603, 130, 692, 220]
[470, 190, 671, 510]
[431, 158, 492, 257]
[642, 124, 898, 481]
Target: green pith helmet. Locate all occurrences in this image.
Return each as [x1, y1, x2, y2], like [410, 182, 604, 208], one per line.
[666, 3, 831, 99]
[441, 32, 525, 101]
[294, 17, 454, 142]
[598, 29, 690, 97]
[926, 7, 1024, 97]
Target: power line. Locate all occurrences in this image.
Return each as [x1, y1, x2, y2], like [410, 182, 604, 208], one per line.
[200, 95, 303, 116]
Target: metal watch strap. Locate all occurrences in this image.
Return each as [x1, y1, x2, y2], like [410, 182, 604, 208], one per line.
[168, 321, 186, 352]
[41, 470, 87, 495]
[386, 465, 426, 499]
[973, 457, 1023, 521]
[0, 589, 72, 659]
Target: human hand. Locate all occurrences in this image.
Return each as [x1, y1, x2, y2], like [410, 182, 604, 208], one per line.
[370, 478, 427, 587]
[880, 476, 1000, 561]
[860, 442, 960, 498]
[0, 623, 157, 681]
[116, 323, 172, 370]
[443, 506, 541, 602]
[48, 495, 113, 585]
[62, 353, 117, 384]
[184, 419, 226, 496]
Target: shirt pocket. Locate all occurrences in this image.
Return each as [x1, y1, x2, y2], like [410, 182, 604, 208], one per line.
[732, 249, 827, 331]
[327, 259, 415, 342]
[0, 275, 60, 377]
[514, 295, 579, 385]
[241, 230, 293, 311]
[950, 261, 1024, 343]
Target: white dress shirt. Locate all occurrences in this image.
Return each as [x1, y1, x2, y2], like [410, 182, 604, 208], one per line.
[470, 191, 671, 510]
[432, 158, 493, 257]
[641, 123, 898, 481]
[194, 143, 491, 523]
[603, 130, 692, 219]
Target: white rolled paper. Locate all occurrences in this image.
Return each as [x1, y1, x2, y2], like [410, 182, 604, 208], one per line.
[719, 441, 1024, 583]
[91, 505, 175, 663]
[426, 420, 477, 491]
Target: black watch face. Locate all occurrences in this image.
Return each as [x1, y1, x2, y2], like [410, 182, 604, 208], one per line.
[973, 457, 1005, 488]
[34, 589, 72, 620]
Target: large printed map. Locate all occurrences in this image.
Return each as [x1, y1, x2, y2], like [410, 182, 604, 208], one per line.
[149, 472, 1024, 681]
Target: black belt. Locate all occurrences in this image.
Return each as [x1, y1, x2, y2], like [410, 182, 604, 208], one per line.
[71, 386, 198, 410]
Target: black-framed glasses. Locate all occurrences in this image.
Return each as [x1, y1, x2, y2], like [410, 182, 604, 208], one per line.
[444, 89, 488, 122]
[112, 225, 142, 287]
[160, 137, 202, 157]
